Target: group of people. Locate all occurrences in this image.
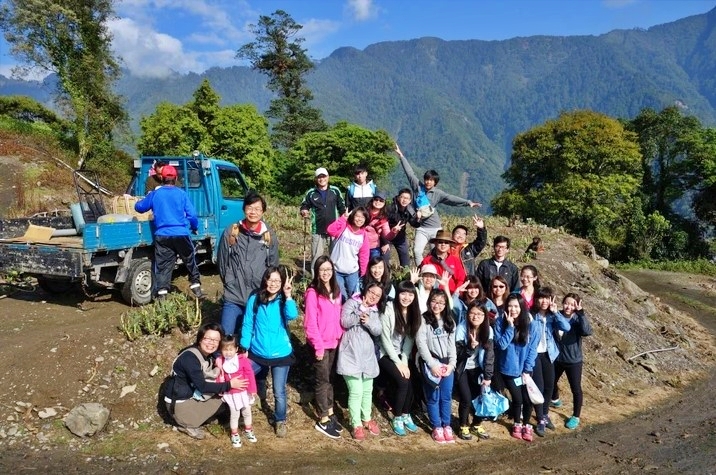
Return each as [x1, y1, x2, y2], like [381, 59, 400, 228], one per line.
[160, 145, 593, 447]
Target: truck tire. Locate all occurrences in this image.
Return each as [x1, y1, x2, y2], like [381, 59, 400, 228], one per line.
[36, 276, 75, 294]
[121, 259, 153, 305]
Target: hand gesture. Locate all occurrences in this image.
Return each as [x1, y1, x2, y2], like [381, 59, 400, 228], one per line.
[409, 267, 420, 284]
[439, 271, 450, 290]
[473, 215, 484, 229]
[359, 312, 369, 325]
[468, 201, 482, 208]
[394, 142, 404, 158]
[506, 313, 516, 326]
[549, 295, 559, 313]
[468, 332, 478, 349]
[283, 270, 294, 298]
[575, 298, 583, 312]
[456, 280, 470, 294]
[392, 220, 405, 234]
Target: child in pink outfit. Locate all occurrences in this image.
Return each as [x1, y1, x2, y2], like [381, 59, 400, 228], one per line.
[216, 336, 258, 448]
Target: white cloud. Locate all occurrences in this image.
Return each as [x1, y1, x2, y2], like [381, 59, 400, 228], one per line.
[301, 18, 342, 47]
[109, 17, 201, 77]
[345, 0, 377, 21]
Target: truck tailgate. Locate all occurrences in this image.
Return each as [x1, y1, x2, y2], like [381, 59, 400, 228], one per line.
[0, 240, 86, 278]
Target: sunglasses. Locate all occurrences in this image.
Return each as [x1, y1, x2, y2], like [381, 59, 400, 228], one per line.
[492, 284, 506, 289]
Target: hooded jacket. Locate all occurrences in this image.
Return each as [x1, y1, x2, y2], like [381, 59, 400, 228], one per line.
[336, 296, 382, 379]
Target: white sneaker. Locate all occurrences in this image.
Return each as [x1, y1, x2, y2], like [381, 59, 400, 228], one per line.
[244, 429, 258, 443]
[231, 433, 241, 448]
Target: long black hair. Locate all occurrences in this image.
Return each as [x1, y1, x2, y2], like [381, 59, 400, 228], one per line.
[393, 280, 421, 339]
[309, 255, 340, 300]
[461, 275, 488, 306]
[422, 288, 455, 334]
[504, 294, 532, 345]
[466, 301, 491, 346]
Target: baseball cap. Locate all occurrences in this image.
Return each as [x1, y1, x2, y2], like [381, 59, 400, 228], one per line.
[315, 167, 329, 177]
[420, 264, 439, 276]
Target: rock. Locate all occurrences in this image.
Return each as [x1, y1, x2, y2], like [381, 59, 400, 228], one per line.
[594, 257, 609, 268]
[639, 361, 657, 373]
[95, 356, 104, 363]
[149, 365, 159, 377]
[38, 408, 58, 419]
[120, 384, 136, 398]
[157, 442, 169, 449]
[620, 277, 648, 299]
[64, 402, 110, 437]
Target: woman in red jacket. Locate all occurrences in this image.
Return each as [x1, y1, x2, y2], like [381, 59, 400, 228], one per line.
[420, 229, 466, 294]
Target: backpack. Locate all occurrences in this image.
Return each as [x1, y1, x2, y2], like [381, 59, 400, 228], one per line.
[414, 184, 434, 218]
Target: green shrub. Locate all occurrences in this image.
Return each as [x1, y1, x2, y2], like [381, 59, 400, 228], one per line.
[120, 293, 203, 341]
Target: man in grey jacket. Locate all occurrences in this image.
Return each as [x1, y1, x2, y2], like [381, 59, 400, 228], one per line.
[217, 191, 279, 337]
[395, 143, 481, 266]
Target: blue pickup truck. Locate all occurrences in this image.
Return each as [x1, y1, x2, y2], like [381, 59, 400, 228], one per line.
[0, 153, 248, 305]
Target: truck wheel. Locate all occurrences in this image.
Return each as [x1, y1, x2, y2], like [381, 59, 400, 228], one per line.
[36, 276, 75, 294]
[121, 259, 153, 305]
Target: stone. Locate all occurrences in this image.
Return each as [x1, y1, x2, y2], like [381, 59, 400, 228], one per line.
[64, 402, 110, 437]
[38, 408, 58, 419]
[120, 384, 136, 398]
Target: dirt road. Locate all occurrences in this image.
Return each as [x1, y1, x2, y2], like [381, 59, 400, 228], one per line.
[0, 269, 714, 474]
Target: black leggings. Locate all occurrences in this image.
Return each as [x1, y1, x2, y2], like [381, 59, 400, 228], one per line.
[378, 355, 414, 416]
[553, 361, 584, 417]
[503, 373, 532, 425]
[532, 352, 555, 420]
[456, 368, 482, 426]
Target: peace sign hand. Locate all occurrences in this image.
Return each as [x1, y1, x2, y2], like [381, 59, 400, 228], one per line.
[392, 220, 405, 233]
[283, 271, 294, 298]
[473, 215, 484, 229]
[549, 295, 559, 313]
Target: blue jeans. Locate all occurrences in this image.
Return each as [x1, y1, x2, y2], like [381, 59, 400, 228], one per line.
[423, 372, 455, 428]
[335, 271, 359, 302]
[251, 360, 290, 423]
[220, 301, 245, 338]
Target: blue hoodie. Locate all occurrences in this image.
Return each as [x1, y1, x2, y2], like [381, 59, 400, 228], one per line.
[493, 316, 540, 377]
[240, 294, 298, 359]
[532, 310, 572, 363]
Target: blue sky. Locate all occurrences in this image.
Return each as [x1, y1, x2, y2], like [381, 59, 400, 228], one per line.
[1, 0, 714, 79]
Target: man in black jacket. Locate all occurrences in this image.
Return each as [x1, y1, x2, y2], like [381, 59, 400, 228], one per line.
[300, 167, 346, 276]
[384, 188, 422, 268]
[451, 215, 487, 277]
[475, 235, 520, 292]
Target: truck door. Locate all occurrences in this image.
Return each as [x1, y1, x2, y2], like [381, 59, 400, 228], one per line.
[216, 165, 248, 233]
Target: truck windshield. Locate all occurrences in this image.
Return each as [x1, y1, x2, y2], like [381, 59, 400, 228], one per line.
[217, 167, 249, 199]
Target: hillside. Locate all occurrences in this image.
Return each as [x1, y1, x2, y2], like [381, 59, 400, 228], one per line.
[3, 8, 716, 209]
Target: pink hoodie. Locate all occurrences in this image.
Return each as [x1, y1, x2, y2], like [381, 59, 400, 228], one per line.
[216, 353, 257, 395]
[303, 287, 344, 358]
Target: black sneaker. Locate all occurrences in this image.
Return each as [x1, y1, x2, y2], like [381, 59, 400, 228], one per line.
[190, 285, 206, 299]
[544, 415, 556, 430]
[535, 420, 546, 437]
[329, 415, 344, 433]
[315, 420, 341, 439]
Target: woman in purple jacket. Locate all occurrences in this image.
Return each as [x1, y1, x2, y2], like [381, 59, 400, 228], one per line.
[303, 256, 345, 439]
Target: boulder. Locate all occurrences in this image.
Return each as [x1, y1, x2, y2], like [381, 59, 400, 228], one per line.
[64, 402, 110, 437]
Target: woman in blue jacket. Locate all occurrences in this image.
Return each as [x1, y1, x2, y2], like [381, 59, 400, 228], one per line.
[241, 266, 298, 438]
[530, 287, 571, 437]
[494, 294, 539, 442]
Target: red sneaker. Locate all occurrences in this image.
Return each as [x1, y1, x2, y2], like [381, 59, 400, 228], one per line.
[431, 427, 446, 444]
[363, 420, 380, 436]
[443, 426, 456, 443]
[522, 424, 534, 442]
[352, 426, 366, 441]
[511, 423, 523, 440]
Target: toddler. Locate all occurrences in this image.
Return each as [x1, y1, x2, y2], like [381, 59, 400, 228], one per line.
[216, 336, 258, 448]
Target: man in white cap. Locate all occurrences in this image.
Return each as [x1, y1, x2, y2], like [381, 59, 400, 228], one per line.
[300, 167, 346, 276]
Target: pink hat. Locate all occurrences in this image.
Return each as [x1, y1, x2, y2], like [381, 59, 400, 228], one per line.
[420, 264, 439, 276]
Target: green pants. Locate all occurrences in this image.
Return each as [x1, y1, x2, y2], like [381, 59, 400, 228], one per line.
[343, 375, 374, 428]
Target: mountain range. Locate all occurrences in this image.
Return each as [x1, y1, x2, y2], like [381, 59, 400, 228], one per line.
[2, 7, 716, 208]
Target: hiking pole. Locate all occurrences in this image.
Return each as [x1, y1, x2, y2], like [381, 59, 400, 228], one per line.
[302, 217, 308, 277]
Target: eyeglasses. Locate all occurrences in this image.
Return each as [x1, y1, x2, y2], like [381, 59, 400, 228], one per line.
[367, 289, 382, 298]
[430, 300, 446, 307]
[373, 198, 385, 202]
[245, 205, 263, 213]
[267, 278, 282, 284]
[202, 337, 221, 343]
[318, 268, 333, 273]
[435, 241, 451, 245]
[492, 285, 506, 289]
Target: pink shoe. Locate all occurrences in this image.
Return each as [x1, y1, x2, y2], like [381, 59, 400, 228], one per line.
[443, 426, 456, 443]
[431, 427, 446, 444]
[363, 420, 380, 436]
[352, 426, 366, 440]
[511, 423, 523, 440]
[522, 424, 534, 442]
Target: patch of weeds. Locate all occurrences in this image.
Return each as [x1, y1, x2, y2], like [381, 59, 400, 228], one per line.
[119, 293, 202, 341]
[83, 432, 145, 457]
[616, 259, 716, 277]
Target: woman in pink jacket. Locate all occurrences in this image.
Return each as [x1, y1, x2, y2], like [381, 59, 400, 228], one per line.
[327, 207, 370, 302]
[304, 256, 345, 439]
[364, 192, 402, 260]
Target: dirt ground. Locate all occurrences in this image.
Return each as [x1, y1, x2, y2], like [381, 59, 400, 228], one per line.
[0, 266, 714, 474]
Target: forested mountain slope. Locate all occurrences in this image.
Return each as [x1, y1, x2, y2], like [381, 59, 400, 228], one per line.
[3, 8, 716, 206]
